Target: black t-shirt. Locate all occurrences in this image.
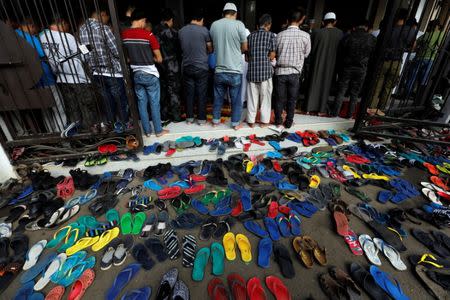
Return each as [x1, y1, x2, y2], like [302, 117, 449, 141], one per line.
[385, 25, 417, 61]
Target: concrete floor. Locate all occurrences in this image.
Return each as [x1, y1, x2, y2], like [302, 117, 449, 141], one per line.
[1, 164, 442, 300]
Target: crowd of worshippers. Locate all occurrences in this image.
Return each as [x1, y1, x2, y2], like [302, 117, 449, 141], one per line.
[10, 3, 444, 136]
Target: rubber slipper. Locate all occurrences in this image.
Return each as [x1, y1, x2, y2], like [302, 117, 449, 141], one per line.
[211, 242, 225, 276]
[243, 220, 269, 238]
[263, 217, 281, 241]
[34, 253, 67, 291]
[421, 188, 442, 205]
[276, 215, 291, 237]
[50, 251, 87, 284]
[46, 225, 74, 249]
[247, 277, 267, 300]
[292, 237, 313, 268]
[329, 267, 361, 299]
[257, 237, 272, 268]
[192, 247, 210, 281]
[92, 227, 120, 252]
[223, 232, 236, 261]
[67, 268, 95, 300]
[199, 216, 217, 240]
[343, 230, 363, 256]
[45, 285, 65, 300]
[227, 273, 247, 300]
[208, 278, 229, 300]
[415, 265, 448, 300]
[23, 240, 47, 270]
[213, 217, 234, 239]
[412, 229, 450, 258]
[334, 211, 349, 236]
[373, 238, 407, 271]
[266, 275, 291, 300]
[350, 263, 389, 299]
[106, 263, 141, 300]
[132, 244, 155, 270]
[155, 211, 169, 236]
[432, 231, 450, 251]
[370, 265, 410, 300]
[273, 243, 295, 279]
[358, 234, 381, 266]
[14, 281, 35, 299]
[288, 211, 302, 236]
[59, 224, 86, 253]
[144, 238, 167, 262]
[236, 234, 252, 263]
[106, 209, 120, 225]
[20, 252, 57, 284]
[163, 229, 180, 260]
[66, 236, 99, 256]
[181, 235, 196, 268]
[120, 212, 133, 235]
[131, 212, 146, 235]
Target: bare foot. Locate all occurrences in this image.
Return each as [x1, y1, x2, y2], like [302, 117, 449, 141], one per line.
[247, 123, 255, 128]
[375, 109, 385, 116]
[186, 121, 193, 125]
[212, 122, 219, 127]
[233, 123, 244, 130]
[260, 123, 269, 128]
[156, 129, 170, 137]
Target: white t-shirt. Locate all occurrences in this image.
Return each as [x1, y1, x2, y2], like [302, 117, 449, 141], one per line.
[40, 29, 90, 84]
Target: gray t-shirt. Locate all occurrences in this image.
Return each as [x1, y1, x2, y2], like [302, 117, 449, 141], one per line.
[210, 18, 247, 73]
[179, 24, 211, 70]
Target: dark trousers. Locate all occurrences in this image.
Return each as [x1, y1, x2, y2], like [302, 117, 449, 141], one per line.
[331, 67, 366, 118]
[183, 65, 209, 123]
[57, 83, 98, 129]
[159, 62, 181, 120]
[93, 75, 129, 123]
[275, 74, 300, 128]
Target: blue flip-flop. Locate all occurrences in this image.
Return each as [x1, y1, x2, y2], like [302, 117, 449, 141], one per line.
[274, 181, 298, 191]
[377, 190, 393, 203]
[390, 192, 409, 204]
[370, 265, 410, 300]
[257, 171, 284, 183]
[191, 200, 209, 215]
[143, 180, 163, 191]
[289, 211, 302, 236]
[240, 188, 252, 212]
[266, 151, 283, 159]
[209, 205, 232, 217]
[169, 181, 190, 189]
[263, 217, 280, 241]
[276, 215, 291, 237]
[20, 253, 57, 284]
[29, 292, 45, 300]
[269, 141, 281, 151]
[51, 251, 87, 284]
[121, 287, 152, 300]
[107, 263, 141, 300]
[14, 280, 34, 300]
[286, 133, 302, 143]
[257, 237, 273, 268]
[249, 164, 265, 175]
[243, 220, 268, 238]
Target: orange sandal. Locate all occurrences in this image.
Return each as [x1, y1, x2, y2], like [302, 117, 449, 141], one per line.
[67, 268, 95, 300]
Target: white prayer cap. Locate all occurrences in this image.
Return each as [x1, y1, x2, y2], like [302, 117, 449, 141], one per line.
[324, 12, 336, 21]
[223, 3, 238, 12]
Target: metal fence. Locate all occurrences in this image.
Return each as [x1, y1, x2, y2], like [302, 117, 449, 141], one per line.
[0, 0, 142, 164]
[354, 0, 450, 145]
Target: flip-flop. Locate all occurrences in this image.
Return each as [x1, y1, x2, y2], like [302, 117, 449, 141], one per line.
[276, 215, 292, 237]
[273, 243, 295, 279]
[343, 230, 363, 256]
[192, 247, 210, 282]
[20, 252, 57, 284]
[163, 229, 180, 260]
[182, 235, 197, 268]
[14, 281, 35, 299]
[247, 277, 267, 300]
[350, 263, 389, 300]
[120, 212, 133, 235]
[50, 251, 87, 284]
[191, 199, 209, 215]
[415, 265, 448, 300]
[34, 253, 67, 291]
[257, 237, 272, 269]
[334, 211, 349, 236]
[373, 238, 407, 271]
[243, 220, 269, 238]
[59, 225, 86, 252]
[92, 227, 120, 252]
[144, 238, 168, 262]
[211, 242, 225, 276]
[368, 221, 406, 252]
[223, 232, 236, 261]
[66, 236, 99, 256]
[370, 265, 410, 300]
[67, 268, 95, 300]
[131, 212, 146, 235]
[120, 287, 152, 300]
[208, 278, 229, 300]
[288, 211, 301, 236]
[412, 229, 450, 258]
[236, 234, 252, 263]
[46, 225, 75, 249]
[106, 263, 141, 300]
[266, 275, 292, 300]
[227, 273, 247, 300]
[199, 217, 217, 240]
[131, 244, 155, 270]
[106, 209, 120, 225]
[263, 217, 281, 241]
[23, 240, 47, 270]
[358, 234, 381, 266]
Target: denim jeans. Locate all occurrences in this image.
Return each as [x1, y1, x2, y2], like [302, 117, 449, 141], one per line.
[183, 65, 209, 123]
[213, 72, 242, 126]
[93, 75, 129, 123]
[275, 74, 300, 128]
[133, 71, 163, 135]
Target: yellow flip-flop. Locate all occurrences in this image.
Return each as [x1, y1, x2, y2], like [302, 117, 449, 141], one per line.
[222, 232, 236, 261]
[66, 236, 99, 256]
[244, 160, 254, 173]
[362, 173, 390, 181]
[92, 227, 120, 252]
[343, 165, 361, 179]
[236, 233, 252, 263]
[309, 175, 320, 189]
[437, 165, 450, 175]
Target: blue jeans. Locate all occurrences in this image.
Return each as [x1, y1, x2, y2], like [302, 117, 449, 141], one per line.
[213, 72, 242, 126]
[93, 75, 129, 123]
[183, 65, 209, 123]
[133, 71, 163, 135]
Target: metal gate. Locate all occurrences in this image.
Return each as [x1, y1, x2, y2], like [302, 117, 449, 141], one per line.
[353, 0, 450, 145]
[0, 0, 142, 164]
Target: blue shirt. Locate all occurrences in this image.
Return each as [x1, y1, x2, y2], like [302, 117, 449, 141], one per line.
[16, 29, 55, 87]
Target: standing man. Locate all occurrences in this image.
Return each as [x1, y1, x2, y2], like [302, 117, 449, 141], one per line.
[274, 9, 311, 129]
[306, 12, 343, 115]
[79, 6, 129, 125]
[329, 19, 376, 118]
[40, 16, 98, 129]
[121, 11, 169, 137]
[179, 9, 212, 125]
[246, 14, 276, 128]
[210, 3, 248, 130]
[154, 9, 182, 123]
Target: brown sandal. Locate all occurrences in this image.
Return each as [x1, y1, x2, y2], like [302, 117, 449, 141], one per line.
[319, 273, 347, 299]
[302, 236, 327, 266]
[330, 267, 361, 298]
[126, 135, 139, 150]
[292, 237, 314, 268]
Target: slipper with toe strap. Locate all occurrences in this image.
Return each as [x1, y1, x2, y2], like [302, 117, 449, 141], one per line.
[23, 240, 47, 270]
[370, 265, 410, 300]
[358, 234, 381, 266]
[106, 263, 141, 300]
[266, 275, 292, 300]
[257, 237, 272, 269]
[373, 238, 407, 271]
[192, 247, 210, 282]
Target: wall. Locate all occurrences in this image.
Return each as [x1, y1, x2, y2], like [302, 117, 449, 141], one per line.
[0, 144, 16, 182]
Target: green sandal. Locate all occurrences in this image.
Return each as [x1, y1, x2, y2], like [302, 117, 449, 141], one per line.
[345, 187, 371, 202]
[131, 212, 146, 235]
[96, 155, 108, 165]
[120, 212, 133, 235]
[84, 156, 96, 167]
[106, 209, 120, 225]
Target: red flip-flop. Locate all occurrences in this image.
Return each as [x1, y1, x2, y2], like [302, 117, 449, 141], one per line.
[333, 211, 349, 236]
[227, 273, 247, 300]
[184, 184, 205, 194]
[243, 143, 252, 152]
[45, 285, 65, 300]
[343, 230, 363, 256]
[231, 200, 243, 217]
[423, 162, 439, 175]
[249, 134, 265, 146]
[247, 277, 267, 300]
[158, 186, 182, 199]
[265, 275, 292, 300]
[166, 148, 176, 157]
[345, 154, 370, 164]
[278, 205, 291, 215]
[272, 160, 283, 173]
[67, 268, 95, 300]
[267, 201, 279, 219]
[431, 176, 449, 191]
[190, 174, 207, 182]
[208, 278, 229, 300]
